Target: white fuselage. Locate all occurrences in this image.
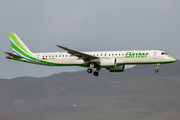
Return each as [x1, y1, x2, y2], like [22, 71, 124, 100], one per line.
[33, 50, 175, 66]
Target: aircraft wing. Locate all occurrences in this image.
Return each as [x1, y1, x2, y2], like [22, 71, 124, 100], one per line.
[5, 52, 23, 58]
[56, 45, 99, 62]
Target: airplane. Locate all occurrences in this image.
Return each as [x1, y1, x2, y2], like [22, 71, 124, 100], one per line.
[5, 33, 176, 76]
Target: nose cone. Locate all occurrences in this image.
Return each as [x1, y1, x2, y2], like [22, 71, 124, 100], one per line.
[166, 55, 176, 62]
[171, 58, 176, 62]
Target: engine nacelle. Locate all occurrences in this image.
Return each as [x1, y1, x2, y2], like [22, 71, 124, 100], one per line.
[107, 65, 125, 72]
[100, 58, 116, 68]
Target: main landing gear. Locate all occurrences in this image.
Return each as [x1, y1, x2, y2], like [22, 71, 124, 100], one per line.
[87, 63, 100, 76]
[87, 68, 100, 76]
[155, 63, 160, 73]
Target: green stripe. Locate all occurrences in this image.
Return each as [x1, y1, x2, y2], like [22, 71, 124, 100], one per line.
[11, 41, 35, 60]
[116, 61, 175, 66]
[9, 33, 31, 55]
[166, 55, 174, 59]
[100, 65, 115, 68]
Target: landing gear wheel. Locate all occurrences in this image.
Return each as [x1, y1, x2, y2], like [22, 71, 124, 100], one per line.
[93, 71, 99, 76]
[155, 69, 159, 73]
[87, 68, 93, 73]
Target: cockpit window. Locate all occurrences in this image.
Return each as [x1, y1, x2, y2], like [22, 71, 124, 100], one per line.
[161, 52, 168, 55]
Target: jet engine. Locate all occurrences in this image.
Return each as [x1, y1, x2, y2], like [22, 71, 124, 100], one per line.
[107, 65, 125, 72]
[100, 58, 116, 68]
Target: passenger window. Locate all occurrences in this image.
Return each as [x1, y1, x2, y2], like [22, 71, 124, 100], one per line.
[49, 55, 51, 57]
[104, 54, 106, 56]
[59, 55, 61, 57]
[109, 54, 111, 56]
[119, 54, 121, 56]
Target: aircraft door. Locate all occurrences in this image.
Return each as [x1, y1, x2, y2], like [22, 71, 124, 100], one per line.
[153, 52, 157, 59]
[36, 54, 41, 61]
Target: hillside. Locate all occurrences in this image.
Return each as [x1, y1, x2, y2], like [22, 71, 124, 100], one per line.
[0, 60, 180, 120]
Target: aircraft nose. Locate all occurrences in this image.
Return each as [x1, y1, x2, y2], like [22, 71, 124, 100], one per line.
[166, 55, 176, 62]
[171, 58, 176, 62]
[170, 56, 176, 62]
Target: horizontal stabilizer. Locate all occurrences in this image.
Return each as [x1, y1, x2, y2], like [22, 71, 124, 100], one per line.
[5, 52, 23, 58]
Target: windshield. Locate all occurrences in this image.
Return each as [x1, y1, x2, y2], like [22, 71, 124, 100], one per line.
[161, 52, 168, 55]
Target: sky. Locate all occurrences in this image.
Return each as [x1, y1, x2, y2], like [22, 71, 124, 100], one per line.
[1, 0, 180, 79]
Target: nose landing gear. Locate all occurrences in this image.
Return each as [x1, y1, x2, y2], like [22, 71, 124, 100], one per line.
[155, 63, 160, 73]
[155, 69, 159, 73]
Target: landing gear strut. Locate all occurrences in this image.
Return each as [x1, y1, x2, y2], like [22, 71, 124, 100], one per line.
[155, 63, 160, 73]
[87, 63, 101, 76]
[87, 63, 94, 74]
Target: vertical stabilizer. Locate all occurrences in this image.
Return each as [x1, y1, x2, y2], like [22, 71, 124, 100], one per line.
[9, 33, 33, 55]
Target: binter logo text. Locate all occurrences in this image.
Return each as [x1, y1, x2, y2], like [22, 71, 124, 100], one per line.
[125, 52, 149, 58]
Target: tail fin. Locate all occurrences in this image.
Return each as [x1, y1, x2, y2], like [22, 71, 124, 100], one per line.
[9, 33, 33, 55]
